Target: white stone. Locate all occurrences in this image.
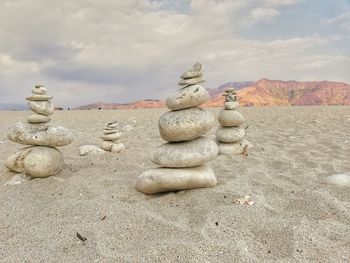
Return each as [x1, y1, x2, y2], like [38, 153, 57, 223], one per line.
[218, 141, 246, 155]
[28, 100, 54, 116]
[218, 109, 244, 127]
[7, 122, 74, 147]
[166, 85, 209, 111]
[224, 101, 239, 110]
[136, 164, 217, 194]
[103, 129, 117, 134]
[178, 75, 205, 86]
[27, 114, 51, 124]
[79, 145, 105, 156]
[159, 107, 214, 142]
[26, 94, 53, 101]
[101, 141, 114, 151]
[32, 86, 47, 95]
[100, 132, 122, 141]
[111, 143, 125, 153]
[326, 173, 350, 187]
[5, 146, 64, 178]
[106, 121, 118, 128]
[180, 63, 203, 79]
[150, 137, 218, 167]
[216, 126, 245, 143]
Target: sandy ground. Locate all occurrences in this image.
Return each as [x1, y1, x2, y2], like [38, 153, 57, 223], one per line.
[0, 106, 349, 262]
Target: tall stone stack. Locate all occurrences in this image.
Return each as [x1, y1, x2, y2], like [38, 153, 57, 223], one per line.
[216, 88, 248, 155]
[5, 85, 74, 177]
[136, 63, 218, 194]
[100, 121, 125, 153]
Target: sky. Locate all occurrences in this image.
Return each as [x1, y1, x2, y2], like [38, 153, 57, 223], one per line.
[0, 0, 349, 107]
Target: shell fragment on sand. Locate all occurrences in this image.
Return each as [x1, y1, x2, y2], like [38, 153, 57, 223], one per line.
[136, 164, 217, 194]
[150, 137, 218, 167]
[79, 145, 105, 156]
[325, 173, 350, 187]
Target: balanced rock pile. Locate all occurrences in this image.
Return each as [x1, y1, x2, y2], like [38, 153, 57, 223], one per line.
[216, 88, 249, 155]
[5, 85, 74, 177]
[100, 121, 125, 153]
[136, 63, 218, 194]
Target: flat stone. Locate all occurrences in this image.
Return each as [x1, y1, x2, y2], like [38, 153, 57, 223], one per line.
[218, 109, 244, 127]
[150, 137, 218, 167]
[79, 145, 105, 156]
[166, 85, 209, 111]
[28, 100, 54, 116]
[27, 114, 51, 124]
[178, 74, 205, 86]
[7, 122, 74, 147]
[106, 121, 118, 128]
[5, 146, 64, 178]
[111, 143, 125, 153]
[216, 126, 245, 143]
[159, 107, 214, 142]
[136, 164, 217, 194]
[224, 101, 239, 110]
[103, 129, 117, 134]
[180, 63, 203, 79]
[26, 94, 53, 101]
[218, 141, 246, 155]
[100, 132, 122, 141]
[32, 86, 47, 95]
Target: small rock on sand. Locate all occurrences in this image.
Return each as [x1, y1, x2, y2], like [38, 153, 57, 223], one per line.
[326, 173, 350, 187]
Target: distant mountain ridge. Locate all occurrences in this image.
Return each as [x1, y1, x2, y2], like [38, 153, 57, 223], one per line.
[0, 103, 27, 111]
[74, 79, 350, 109]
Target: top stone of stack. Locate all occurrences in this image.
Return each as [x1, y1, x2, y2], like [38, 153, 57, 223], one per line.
[178, 63, 205, 87]
[223, 87, 239, 110]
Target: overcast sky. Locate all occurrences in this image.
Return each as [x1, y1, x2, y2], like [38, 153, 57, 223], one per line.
[0, 0, 349, 107]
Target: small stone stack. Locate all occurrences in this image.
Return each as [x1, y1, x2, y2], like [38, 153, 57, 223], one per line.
[216, 88, 248, 155]
[136, 63, 218, 194]
[5, 85, 74, 177]
[100, 121, 125, 153]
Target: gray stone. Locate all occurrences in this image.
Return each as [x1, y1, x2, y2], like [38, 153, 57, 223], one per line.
[166, 85, 209, 111]
[31, 86, 47, 95]
[178, 74, 205, 86]
[111, 143, 125, 153]
[26, 95, 53, 101]
[101, 141, 114, 151]
[28, 100, 54, 116]
[218, 141, 246, 155]
[180, 63, 203, 79]
[106, 121, 118, 128]
[7, 122, 74, 147]
[159, 107, 214, 142]
[136, 164, 217, 194]
[218, 109, 244, 127]
[150, 137, 218, 167]
[103, 129, 117, 134]
[5, 146, 64, 177]
[79, 145, 105, 156]
[100, 132, 122, 141]
[27, 114, 51, 124]
[224, 101, 239, 110]
[216, 126, 245, 143]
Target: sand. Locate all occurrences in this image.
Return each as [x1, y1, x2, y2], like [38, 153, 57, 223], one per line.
[0, 106, 349, 262]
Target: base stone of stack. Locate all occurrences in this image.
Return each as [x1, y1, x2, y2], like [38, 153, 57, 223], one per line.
[150, 137, 218, 167]
[7, 122, 74, 147]
[216, 126, 245, 143]
[5, 146, 64, 177]
[159, 107, 214, 142]
[166, 85, 209, 111]
[136, 164, 217, 194]
[218, 109, 244, 127]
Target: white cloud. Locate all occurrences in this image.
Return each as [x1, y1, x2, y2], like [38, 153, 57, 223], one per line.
[251, 8, 280, 19]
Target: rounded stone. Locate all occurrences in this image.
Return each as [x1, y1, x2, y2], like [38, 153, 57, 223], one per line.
[136, 164, 217, 194]
[7, 122, 74, 147]
[5, 147, 33, 173]
[150, 137, 218, 167]
[79, 145, 105, 156]
[32, 86, 47, 95]
[26, 95, 53, 101]
[23, 147, 64, 177]
[27, 114, 51, 124]
[101, 141, 114, 151]
[216, 126, 245, 143]
[100, 132, 122, 141]
[166, 85, 209, 111]
[28, 100, 54, 116]
[178, 75, 205, 86]
[111, 143, 125, 153]
[218, 141, 246, 155]
[159, 107, 214, 142]
[218, 109, 244, 127]
[181, 63, 203, 79]
[103, 129, 117, 134]
[224, 101, 239, 110]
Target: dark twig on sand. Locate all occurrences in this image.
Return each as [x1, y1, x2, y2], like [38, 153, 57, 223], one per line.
[76, 232, 87, 242]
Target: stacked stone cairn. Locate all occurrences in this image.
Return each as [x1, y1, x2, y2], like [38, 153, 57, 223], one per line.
[5, 85, 74, 177]
[100, 121, 125, 153]
[216, 87, 249, 155]
[136, 63, 218, 194]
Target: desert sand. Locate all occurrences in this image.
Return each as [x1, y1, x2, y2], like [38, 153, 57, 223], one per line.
[0, 106, 349, 262]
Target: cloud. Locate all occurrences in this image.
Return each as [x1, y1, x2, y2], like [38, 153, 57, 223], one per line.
[251, 8, 280, 19]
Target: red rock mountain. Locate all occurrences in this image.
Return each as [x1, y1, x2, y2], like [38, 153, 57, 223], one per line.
[74, 79, 350, 109]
